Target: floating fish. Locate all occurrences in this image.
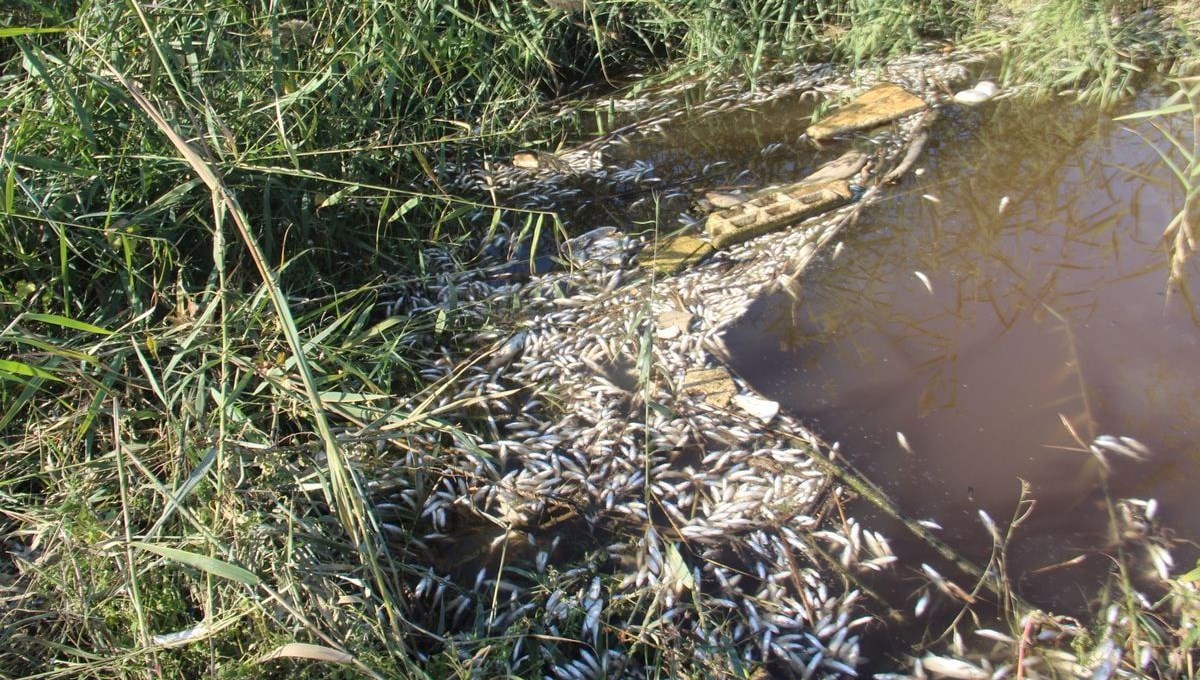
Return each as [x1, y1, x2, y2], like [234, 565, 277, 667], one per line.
[914, 271, 933, 294]
[920, 654, 990, 679]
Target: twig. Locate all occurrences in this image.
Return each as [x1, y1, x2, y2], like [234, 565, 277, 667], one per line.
[882, 110, 937, 183]
[1016, 613, 1034, 680]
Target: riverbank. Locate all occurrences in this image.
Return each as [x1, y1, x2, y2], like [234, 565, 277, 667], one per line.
[2, 2, 1198, 677]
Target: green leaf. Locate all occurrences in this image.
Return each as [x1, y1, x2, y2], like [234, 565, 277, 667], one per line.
[26, 313, 112, 335]
[1113, 103, 1192, 121]
[3, 336, 99, 365]
[1, 152, 92, 177]
[664, 543, 695, 590]
[142, 178, 204, 215]
[319, 391, 386, 404]
[434, 307, 448, 335]
[317, 185, 359, 210]
[360, 315, 409, 341]
[0, 359, 62, 382]
[131, 542, 261, 586]
[0, 27, 70, 38]
[1179, 560, 1200, 584]
[260, 67, 333, 110]
[387, 196, 421, 222]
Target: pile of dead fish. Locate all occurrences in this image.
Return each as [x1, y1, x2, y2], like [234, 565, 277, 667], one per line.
[366, 51, 1154, 679]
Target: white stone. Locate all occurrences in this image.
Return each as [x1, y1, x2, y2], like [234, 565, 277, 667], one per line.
[953, 80, 999, 105]
[655, 325, 681, 340]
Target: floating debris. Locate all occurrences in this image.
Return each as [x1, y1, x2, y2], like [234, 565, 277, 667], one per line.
[681, 367, 738, 408]
[807, 83, 928, 141]
[802, 149, 870, 184]
[703, 190, 750, 209]
[511, 148, 601, 173]
[732, 393, 780, 423]
[640, 234, 715, 275]
[655, 310, 694, 339]
[706, 180, 853, 249]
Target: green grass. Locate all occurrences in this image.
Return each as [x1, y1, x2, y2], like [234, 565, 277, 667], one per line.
[971, 0, 1196, 105]
[1115, 72, 1200, 295]
[2, 0, 1198, 677]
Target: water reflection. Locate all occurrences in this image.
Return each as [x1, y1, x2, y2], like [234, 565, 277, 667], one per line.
[726, 92, 1200, 612]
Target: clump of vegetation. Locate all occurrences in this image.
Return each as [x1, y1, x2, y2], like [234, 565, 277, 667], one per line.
[1, 0, 1197, 677]
[974, 0, 1198, 105]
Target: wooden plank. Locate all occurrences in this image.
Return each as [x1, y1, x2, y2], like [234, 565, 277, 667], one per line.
[706, 180, 852, 249]
[806, 83, 927, 141]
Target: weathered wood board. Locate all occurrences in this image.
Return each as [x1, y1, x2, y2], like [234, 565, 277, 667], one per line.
[641, 234, 716, 275]
[806, 83, 927, 141]
[705, 180, 853, 249]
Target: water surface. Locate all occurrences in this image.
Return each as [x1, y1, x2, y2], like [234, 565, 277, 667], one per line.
[726, 91, 1199, 612]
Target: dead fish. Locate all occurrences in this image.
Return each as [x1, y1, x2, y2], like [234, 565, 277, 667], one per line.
[914, 271, 933, 294]
[920, 654, 990, 679]
[978, 510, 1001, 544]
[1093, 434, 1151, 461]
[974, 628, 1016, 644]
[486, 331, 528, 370]
[914, 591, 931, 617]
[804, 149, 869, 184]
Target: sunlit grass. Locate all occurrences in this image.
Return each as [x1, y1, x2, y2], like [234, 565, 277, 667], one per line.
[969, 0, 1188, 106]
[2, 0, 1198, 676]
[0, 2, 964, 675]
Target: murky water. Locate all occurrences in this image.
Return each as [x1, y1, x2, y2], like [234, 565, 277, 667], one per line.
[726, 91, 1199, 614]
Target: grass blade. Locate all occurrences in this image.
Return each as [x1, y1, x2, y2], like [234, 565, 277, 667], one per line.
[0, 358, 63, 382]
[26, 312, 113, 336]
[0, 27, 70, 38]
[256, 642, 355, 665]
[130, 542, 261, 586]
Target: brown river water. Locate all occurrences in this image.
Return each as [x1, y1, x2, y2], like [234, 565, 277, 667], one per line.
[726, 89, 1199, 619]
